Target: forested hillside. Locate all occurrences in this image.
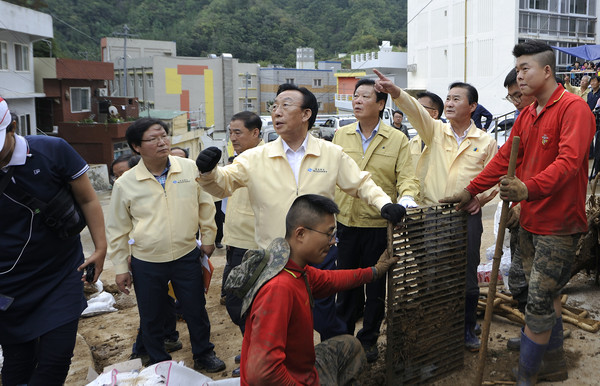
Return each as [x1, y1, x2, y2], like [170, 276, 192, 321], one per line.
[9, 0, 407, 67]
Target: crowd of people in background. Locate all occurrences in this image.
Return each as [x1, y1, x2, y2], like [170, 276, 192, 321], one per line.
[1, 40, 597, 386]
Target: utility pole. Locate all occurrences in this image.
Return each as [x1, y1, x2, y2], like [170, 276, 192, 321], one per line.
[245, 72, 250, 110]
[113, 25, 136, 96]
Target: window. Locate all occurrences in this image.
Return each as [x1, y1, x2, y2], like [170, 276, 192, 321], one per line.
[285, 78, 295, 84]
[138, 76, 143, 88]
[17, 114, 31, 136]
[14, 43, 29, 71]
[569, 0, 587, 14]
[240, 74, 252, 88]
[70, 87, 91, 112]
[529, 0, 549, 9]
[147, 74, 154, 88]
[0, 42, 7, 70]
[313, 78, 322, 87]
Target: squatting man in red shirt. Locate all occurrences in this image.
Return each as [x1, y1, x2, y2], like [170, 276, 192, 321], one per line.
[443, 40, 595, 384]
[224, 194, 400, 385]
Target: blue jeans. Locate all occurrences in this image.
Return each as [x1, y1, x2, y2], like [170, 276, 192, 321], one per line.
[131, 248, 214, 363]
[1, 318, 79, 386]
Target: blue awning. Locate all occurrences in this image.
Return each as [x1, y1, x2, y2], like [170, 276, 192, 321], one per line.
[552, 45, 600, 61]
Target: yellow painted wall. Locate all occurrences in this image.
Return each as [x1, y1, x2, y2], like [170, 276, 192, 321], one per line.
[165, 68, 182, 94]
[204, 69, 214, 127]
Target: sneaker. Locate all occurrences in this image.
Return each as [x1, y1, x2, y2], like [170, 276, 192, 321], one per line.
[216, 242, 224, 249]
[363, 343, 379, 363]
[235, 353, 241, 364]
[194, 352, 226, 373]
[232, 367, 241, 377]
[164, 338, 183, 353]
[129, 352, 150, 366]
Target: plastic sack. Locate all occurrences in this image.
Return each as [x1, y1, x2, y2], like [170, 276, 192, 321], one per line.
[81, 281, 117, 317]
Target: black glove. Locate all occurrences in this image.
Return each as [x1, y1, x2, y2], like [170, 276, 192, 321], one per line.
[380, 203, 406, 225]
[196, 147, 222, 173]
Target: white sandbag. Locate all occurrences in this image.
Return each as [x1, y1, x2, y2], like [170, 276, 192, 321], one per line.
[81, 290, 117, 317]
[87, 361, 214, 386]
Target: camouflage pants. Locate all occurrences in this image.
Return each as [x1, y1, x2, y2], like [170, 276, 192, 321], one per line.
[315, 334, 366, 386]
[508, 225, 528, 313]
[519, 228, 578, 333]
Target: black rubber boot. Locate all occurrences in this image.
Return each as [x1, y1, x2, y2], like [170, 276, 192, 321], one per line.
[537, 317, 568, 382]
[464, 294, 480, 351]
[514, 329, 547, 385]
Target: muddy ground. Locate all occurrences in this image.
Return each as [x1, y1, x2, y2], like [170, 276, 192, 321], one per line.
[61, 191, 600, 385]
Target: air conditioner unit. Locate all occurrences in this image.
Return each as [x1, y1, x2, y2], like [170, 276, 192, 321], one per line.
[97, 88, 108, 97]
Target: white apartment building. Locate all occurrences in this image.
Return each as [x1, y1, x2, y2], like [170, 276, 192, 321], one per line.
[0, 1, 53, 135]
[407, 0, 600, 117]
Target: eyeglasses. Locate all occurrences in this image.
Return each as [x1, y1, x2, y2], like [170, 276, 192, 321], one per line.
[421, 105, 437, 112]
[506, 93, 522, 104]
[141, 135, 170, 145]
[304, 226, 337, 243]
[268, 102, 303, 113]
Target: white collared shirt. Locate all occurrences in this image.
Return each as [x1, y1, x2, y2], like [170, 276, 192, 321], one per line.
[451, 127, 469, 146]
[281, 133, 310, 184]
[2, 134, 27, 171]
[356, 121, 380, 153]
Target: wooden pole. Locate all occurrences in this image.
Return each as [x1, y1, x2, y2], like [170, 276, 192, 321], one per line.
[474, 136, 520, 385]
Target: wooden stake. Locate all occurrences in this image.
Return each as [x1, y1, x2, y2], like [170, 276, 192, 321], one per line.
[474, 137, 520, 386]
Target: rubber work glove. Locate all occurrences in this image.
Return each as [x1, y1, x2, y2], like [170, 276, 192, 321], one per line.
[196, 147, 222, 173]
[499, 176, 528, 202]
[380, 203, 406, 225]
[439, 189, 481, 215]
[398, 195, 418, 208]
[373, 249, 399, 281]
[505, 203, 521, 229]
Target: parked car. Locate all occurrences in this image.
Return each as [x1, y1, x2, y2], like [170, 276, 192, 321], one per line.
[320, 116, 358, 140]
[262, 127, 279, 143]
[487, 118, 515, 148]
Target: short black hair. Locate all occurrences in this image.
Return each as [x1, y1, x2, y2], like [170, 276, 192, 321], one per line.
[354, 78, 388, 118]
[128, 155, 141, 168]
[416, 91, 444, 119]
[393, 110, 404, 117]
[231, 111, 262, 134]
[126, 118, 170, 155]
[513, 40, 556, 75]
[276, 83, 318, 130]
[590, 75, 600, 83]
[110, 154, 132, 177]
[448, 82, 478, 104]
[285, 194, 339, 239]
[504, 68, 518, 88]
[170, 146, 189, 158]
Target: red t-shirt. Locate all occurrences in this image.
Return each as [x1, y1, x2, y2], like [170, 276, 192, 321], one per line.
[467, 85, 595, 235]
[240, 260, 373, 385]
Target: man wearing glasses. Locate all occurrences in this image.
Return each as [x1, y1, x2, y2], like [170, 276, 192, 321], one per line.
[196, 83, 406, 341]
[408, 91, 445, 176]
[106, 118, 226, 373]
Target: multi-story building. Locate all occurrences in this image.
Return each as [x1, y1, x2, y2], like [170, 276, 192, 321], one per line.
[260, 66, 337, 115]
[0, 1, 52, 136]
[102, 38, 260, 133]
[407, 0, 600, 116]
[335, 41, 408, 116]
